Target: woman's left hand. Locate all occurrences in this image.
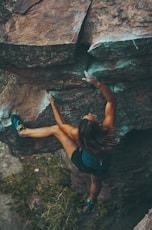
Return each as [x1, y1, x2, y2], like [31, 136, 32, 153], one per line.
[47, 93, 55, 104]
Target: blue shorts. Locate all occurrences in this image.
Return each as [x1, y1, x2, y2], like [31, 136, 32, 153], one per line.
[71, 148, 111, 177]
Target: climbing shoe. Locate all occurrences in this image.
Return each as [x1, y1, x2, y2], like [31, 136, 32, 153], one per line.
[11, 114, 25, 137]
[83, 198, 95, 213]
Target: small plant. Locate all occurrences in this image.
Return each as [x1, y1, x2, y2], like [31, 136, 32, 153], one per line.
[39, 186, 79, 230]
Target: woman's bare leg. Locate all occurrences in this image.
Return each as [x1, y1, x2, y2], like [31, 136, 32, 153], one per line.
[20, 125, 78, 158]
[20, 126, 57, 138]
[89, 174, 102, 202]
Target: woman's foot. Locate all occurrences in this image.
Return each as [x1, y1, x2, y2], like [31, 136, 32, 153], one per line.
[11, 114, 25, 137]
[83, 198, 95, 213]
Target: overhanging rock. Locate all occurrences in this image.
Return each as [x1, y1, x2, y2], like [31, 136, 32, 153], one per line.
[87, 37, 152, 61]
[0, 0, 91, 67]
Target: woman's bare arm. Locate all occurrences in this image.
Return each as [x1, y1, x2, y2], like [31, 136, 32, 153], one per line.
[47, 94, 78, 140]
[83, 71, 116, 128]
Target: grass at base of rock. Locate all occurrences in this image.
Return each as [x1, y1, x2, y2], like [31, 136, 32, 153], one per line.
[0, 153, 142, 230]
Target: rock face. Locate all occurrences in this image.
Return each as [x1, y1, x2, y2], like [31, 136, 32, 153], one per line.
[0, 141, 23, 179]
[0, 0, 152, 220]
[0, 141, 30, 230]
[0, 0, 91, 66]
[133, 209, 152, 230]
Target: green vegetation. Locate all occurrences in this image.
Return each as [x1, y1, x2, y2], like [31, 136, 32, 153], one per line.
[0, 154, 83, 230]
[0, 153, 137, 230]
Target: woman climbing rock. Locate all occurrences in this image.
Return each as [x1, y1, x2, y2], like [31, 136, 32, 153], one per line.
[11, 70, 117, 212]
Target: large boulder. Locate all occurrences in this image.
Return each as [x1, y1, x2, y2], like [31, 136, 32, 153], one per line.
[0, 0, 152, 215]
[133, 209, 152, 230]
[0, 0, 91, 67]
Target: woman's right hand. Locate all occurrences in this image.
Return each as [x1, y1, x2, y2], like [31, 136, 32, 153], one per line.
[82, 71, 97, 85]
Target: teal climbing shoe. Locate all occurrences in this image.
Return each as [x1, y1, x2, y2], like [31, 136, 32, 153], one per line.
[11, 114, 25, 137]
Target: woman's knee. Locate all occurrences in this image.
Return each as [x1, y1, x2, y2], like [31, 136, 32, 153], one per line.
[53, 125, 65, 137]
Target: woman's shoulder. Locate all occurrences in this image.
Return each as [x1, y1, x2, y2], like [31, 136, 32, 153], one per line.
[100, 123, 109, 133]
